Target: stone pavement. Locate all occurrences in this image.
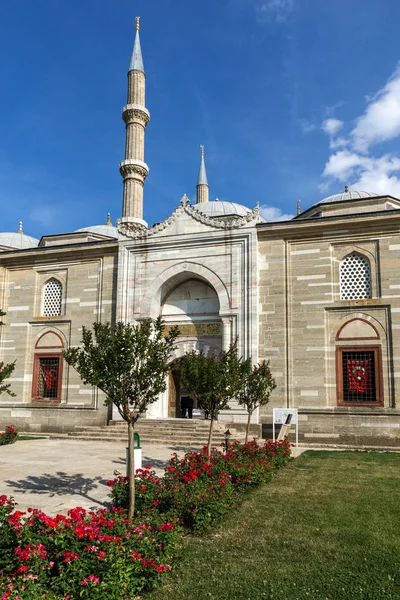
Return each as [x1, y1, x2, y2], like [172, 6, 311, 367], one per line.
[0, 439, 305, 515]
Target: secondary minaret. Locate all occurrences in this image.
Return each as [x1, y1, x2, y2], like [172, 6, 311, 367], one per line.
[196, 145, 209, 204]
[120, 17, 150, 227]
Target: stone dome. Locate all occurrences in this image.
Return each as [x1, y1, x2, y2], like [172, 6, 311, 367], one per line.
[0, 231, 39, 250]
[318, 190, 379, 205]
[75, 224, 118, 238]
[193, 200, 251, 218]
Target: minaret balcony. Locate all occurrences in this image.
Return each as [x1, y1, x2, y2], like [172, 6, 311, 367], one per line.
[122, 104, 150, 125]
[119, 158, 149, 179]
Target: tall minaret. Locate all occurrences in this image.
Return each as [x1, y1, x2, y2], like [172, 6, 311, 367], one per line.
[119, 17, 150, 227]
[196, 145, 209, 204]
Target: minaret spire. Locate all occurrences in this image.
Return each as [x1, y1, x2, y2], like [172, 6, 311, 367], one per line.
[129, 17, 144, 73]
[119, 16, 150, 228]
[196, 145, 209, 204]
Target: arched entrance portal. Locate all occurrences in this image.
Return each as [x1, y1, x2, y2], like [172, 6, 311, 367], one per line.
[146, 278, 223, 419]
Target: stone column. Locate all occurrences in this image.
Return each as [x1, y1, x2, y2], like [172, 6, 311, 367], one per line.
[221, 317, 232, 352]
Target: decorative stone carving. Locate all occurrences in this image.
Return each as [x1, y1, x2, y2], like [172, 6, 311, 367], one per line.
[122, 108, 150, 126]
[180, 194, 190, 206]
[116, 218, 147, 235]
[164, 322, 222, 337]
[116, 201, 260, 239]
[119, 162, 149, 179]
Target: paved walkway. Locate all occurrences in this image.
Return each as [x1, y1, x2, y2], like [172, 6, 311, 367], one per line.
[0, 439, 305, 515]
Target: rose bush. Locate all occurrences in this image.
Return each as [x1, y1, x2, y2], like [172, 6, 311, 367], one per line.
[0, 497, 181, 599]
[0, 426, 17, 446]
[110, 439, 292, 531]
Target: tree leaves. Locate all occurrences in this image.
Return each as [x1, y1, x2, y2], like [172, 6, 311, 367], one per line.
[0, 310, 16, 397]
[63, 317, 179, 424]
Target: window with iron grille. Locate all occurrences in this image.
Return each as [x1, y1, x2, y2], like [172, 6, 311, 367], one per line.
[340, 253, 371, 300]
[337, 347, 382, 406]
[36, 357, 61, 400]
[43, 278, 62, 317]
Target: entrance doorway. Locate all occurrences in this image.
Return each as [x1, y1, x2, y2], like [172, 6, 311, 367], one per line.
[167, 364, 201, 419]
[168, 369, 180, 417]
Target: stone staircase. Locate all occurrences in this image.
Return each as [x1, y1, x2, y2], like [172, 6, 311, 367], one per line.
[56, 419, 248, 447]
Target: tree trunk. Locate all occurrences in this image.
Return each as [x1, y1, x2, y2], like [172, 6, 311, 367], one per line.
[207, 416, 214, 458]
[128, 420, 135, 520]
[245, 410, 252, 443]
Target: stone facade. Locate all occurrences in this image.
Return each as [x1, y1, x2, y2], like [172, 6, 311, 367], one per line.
[258, 209, 400, 445]
[1, 20, 400, 445]
[0, 239, 118, 432]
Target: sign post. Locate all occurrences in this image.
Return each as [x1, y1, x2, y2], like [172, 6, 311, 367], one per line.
[273, 408, 298, 447]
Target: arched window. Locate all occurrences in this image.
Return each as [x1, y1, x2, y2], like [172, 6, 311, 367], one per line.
[340, 253, 371, 300]
[32, 331, 64, 403]
[43, 278, 62, 317]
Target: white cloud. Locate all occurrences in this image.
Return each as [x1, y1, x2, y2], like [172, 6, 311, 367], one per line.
[322, 118, 343, 137]
[351, 65, 400, 152]
[321, 64, 400, 199]
[259, 205, 294, 221]
[256, 0, 294, 23]
[329, 136, 348, 150]
[322, 150, 400, 197]
[298, 119, 316, 134]
[322, 150, 368, 181]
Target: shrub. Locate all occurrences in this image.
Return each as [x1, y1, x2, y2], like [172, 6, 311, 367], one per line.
[109, 439, 292, 531]
[0, 498, 181, 599]
[0, 425, 17, 446]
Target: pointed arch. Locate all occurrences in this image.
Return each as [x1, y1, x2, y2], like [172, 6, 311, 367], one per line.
[140, 261, 230, 318]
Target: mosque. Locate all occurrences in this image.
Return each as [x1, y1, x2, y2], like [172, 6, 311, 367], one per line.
[1, 19, 400, 446]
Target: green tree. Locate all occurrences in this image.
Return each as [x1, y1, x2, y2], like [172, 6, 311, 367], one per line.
[237, 360, 276, 442]
[177, 344, 244, 456]
[63, 317, 179, 519]
[0, 309, 16, 397]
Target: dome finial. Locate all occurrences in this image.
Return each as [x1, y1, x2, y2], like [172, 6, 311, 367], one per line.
[345, 185, 349, 193]
[17, 221, 23, 234]
[136, 16, 140, 31]
[106, 212, 112, 226]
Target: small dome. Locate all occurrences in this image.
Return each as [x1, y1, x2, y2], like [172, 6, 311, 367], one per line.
[0, 231, 39, 250]
[75, 224, 118, 238]
[318, 190, 379, 205]
[193, 200, 251, 218]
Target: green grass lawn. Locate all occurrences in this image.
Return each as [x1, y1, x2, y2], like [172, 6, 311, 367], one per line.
[145, 451, 400, 600]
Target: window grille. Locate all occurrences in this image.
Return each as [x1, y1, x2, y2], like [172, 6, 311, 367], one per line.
[37, 357, 60, 399]
[340, 253, 371, 300]
[43, 278, 62, 317]
[341, 351, 376, 403]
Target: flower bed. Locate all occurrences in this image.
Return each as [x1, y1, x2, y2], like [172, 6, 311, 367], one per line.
[109, 439, 292, 531]
[0, 426, 17, 446]
[0, 497, 181, 599]
[0, 439, 291, 599]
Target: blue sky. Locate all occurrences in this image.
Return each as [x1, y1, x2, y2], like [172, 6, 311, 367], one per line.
[1, 0, 400, 238]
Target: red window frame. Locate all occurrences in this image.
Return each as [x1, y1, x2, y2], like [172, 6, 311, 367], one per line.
[31, 353, 63, 403]
[336, 346, 383, 407]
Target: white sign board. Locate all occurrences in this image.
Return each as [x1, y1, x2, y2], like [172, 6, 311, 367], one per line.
[273, 408, 298, 425]
[273, 408, 298, 446]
